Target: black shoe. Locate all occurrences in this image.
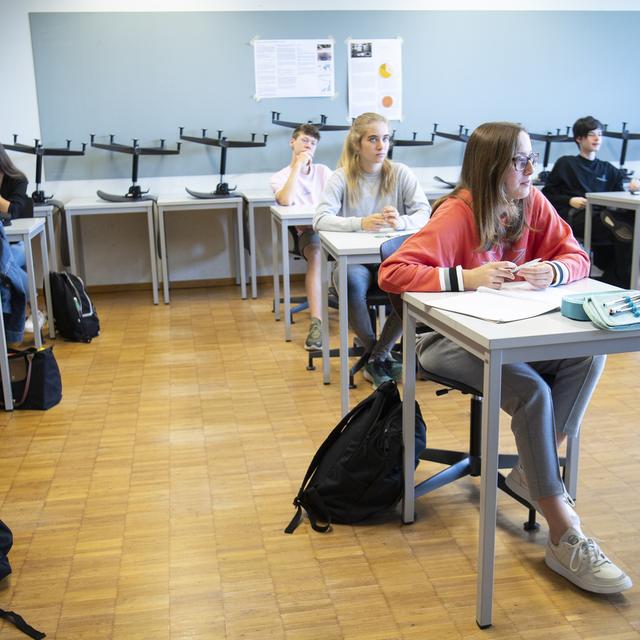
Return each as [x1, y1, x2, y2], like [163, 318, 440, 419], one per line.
[600, 209, 633, 243]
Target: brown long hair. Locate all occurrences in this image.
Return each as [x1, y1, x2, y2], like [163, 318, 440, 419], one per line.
[433, 121, 528, 251]
[0, 143, 27, 181]
[338, 112, 396, 208]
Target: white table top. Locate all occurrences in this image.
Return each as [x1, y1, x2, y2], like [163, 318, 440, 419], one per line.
[420, 183, 453, 200]
[65, 196, 155, 210]
[585, 191, 640, 206]
[270, 204, 315, 221]
[319, 229, 410, 257]
[33, 204, 55, 214]
[241, 188, 276, 204]
[156, 193, 242, 207]
[4, 217, 46, 236]
[403, 278, 638, 352]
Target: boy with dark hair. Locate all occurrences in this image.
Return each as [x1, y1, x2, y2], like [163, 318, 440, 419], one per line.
[270, 124, 332, 350]
[543, 115, 640, 287]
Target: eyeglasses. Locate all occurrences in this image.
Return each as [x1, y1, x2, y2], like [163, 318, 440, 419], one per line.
[586, 129, 603, 138]
[512, 152, 539, 172]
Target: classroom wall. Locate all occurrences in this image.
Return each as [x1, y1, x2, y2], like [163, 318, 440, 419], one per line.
[3, 1, 640, 287]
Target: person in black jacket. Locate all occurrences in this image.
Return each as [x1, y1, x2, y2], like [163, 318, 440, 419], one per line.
[542, 116, 640, 287]
[0, 142, 35, 339]
[0, 141, 34, 269]
[0, 143, 33, 225]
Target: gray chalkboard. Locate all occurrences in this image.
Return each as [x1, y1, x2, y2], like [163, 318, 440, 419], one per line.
[29, 11, 640, 180]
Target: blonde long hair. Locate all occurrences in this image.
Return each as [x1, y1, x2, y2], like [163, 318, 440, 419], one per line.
[338, 112, 397, 208]
[433, 121, 528, 251]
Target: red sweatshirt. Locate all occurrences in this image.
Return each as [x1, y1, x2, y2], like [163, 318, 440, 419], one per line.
[378, 187, 589, 293]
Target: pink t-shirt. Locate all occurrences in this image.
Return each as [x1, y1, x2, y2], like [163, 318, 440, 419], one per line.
[270, 163, 333, 207]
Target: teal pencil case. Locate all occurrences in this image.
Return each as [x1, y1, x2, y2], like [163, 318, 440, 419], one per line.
[580, 290, 640, 330]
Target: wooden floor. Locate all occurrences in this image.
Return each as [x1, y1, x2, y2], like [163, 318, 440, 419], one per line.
[1, 284, 639, 639]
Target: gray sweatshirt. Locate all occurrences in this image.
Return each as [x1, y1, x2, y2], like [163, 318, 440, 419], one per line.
[313, 162, 431, 232]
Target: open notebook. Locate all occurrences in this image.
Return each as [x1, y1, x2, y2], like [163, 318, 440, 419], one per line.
[424, 282, 567, 322]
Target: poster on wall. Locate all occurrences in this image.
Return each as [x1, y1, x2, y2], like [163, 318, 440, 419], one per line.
[348, 38, 402, 121]
[253, 39, 335, 99]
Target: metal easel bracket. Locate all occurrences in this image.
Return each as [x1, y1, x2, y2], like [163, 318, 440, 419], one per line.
[3, 135, 86, 203]
[179, 127, 267, 198]
[603, 122, 640, 178]
[90, 134, 181, 202]
[388, 128, 435, 160]
[271, 112, 350, 132]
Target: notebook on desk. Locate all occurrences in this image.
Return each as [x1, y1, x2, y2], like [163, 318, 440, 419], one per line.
[425, 282, 566, 323]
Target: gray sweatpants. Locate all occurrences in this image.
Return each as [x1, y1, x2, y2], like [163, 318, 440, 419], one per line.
[416, 332, 606, 501]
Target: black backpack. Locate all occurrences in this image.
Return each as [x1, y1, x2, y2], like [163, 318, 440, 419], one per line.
[0, 520, 46, 639]
[285, 381, 426, 533]
[49, 272, 100, 343]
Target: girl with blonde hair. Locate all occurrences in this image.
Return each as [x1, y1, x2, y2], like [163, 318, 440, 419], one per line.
[314, 112, 430, 387]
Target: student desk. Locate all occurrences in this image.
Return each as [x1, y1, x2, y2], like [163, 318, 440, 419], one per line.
[6, 217, 55, 344]
[33, 203, 58, 272]
[319, 230, 407, 416]
[1, 218, 55, 410]
[242, 189, 275, 299]
[400, 278, 640, 629]
[584, 191, 640, 288]
[270, 205, 315, 341]
[156, 195, 245, 303]
[65, 197, 159, 304]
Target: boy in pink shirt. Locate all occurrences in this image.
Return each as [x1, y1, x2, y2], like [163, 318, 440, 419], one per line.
[270, 124, 332, 350]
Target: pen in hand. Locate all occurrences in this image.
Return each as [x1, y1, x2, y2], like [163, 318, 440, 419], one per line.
[511, 258, 541, 274]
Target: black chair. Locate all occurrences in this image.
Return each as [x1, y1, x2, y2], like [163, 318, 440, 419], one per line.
[306, 251, 398, 386]
[379, 235, 569, 530]
[306, 290, 394, 385]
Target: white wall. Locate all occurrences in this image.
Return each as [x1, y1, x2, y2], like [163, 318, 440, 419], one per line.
[3, 0, 638, 287]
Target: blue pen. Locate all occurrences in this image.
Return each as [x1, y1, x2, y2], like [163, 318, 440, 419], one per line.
[605, 293, 640, 310]
[609, 295, 640, 316]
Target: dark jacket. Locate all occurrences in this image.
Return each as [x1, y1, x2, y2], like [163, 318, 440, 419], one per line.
[1, 174, 34, 223]
[542, 154, 625, 221]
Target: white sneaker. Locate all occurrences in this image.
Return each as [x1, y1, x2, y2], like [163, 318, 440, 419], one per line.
[505, 463, 575, 515]
[24, 310, 46, 334]
[545, 527, 633, 594]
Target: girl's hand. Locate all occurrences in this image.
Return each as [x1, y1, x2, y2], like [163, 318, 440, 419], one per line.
[381, 206, 401, 229]
[518, 262, 554, 289]
[463, 261, 516, 290]
[361, 213, 387, 231]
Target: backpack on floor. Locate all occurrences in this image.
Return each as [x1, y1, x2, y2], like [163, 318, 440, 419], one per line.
[49, 272, 100, 343]
[285, 381, 426, 533]
[0, 520, 46, 639]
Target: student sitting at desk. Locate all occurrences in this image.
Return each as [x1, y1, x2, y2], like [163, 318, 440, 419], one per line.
[271, 124, 333, 351]
[314, 112, 430, 389]
[0, 143, 31, 341]
[542, 115, 640, 288]
[379, 121, 632, 595]
[0, 140, 33, 247]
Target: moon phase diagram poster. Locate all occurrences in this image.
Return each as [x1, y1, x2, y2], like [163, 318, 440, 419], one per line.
[348, 38, 402, 120]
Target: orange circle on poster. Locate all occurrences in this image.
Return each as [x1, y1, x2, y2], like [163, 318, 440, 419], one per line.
[381, 96, 394, 108]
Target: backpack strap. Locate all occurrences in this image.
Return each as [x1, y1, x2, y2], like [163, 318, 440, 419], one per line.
[14, 352, 35, 408]
[284, 410, 354, 534]
[284, 384, 397, 534]
[0, 608, 46, 639]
